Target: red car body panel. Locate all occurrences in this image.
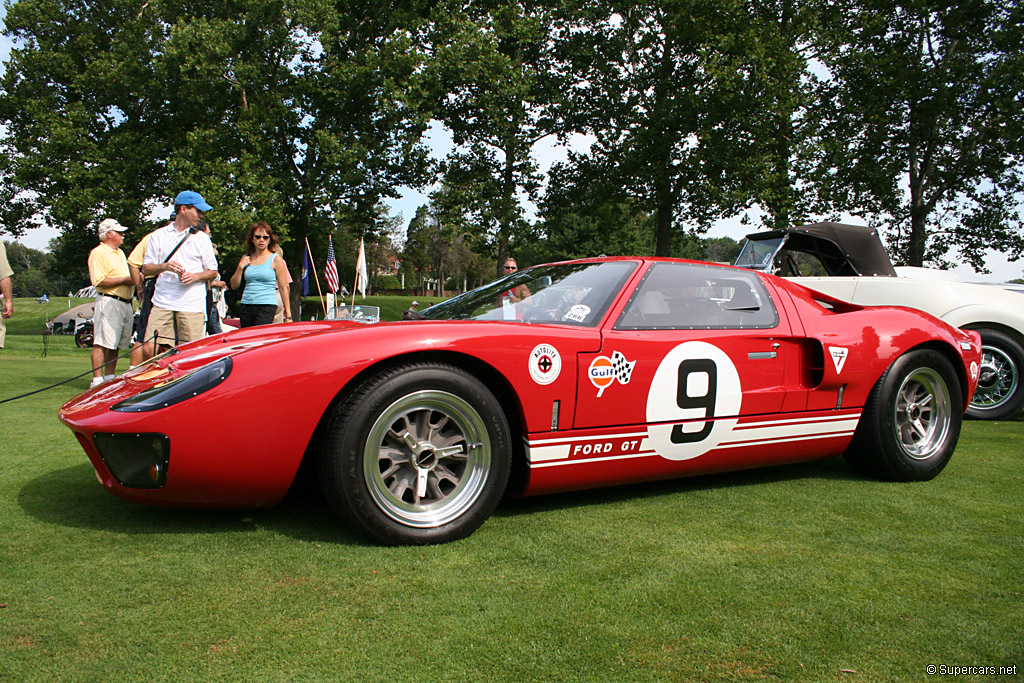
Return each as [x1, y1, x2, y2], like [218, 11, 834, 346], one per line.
[59, 258, 981, 510]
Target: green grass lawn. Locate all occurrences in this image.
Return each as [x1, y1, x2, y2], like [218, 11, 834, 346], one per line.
[1, 308, 1021, 681]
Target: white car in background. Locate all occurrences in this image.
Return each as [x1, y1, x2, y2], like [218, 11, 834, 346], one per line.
[736, 222, 1024, 420]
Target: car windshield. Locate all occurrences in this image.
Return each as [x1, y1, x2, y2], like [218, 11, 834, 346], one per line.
[734, 237, 785, 270]
[422, 260, 638, 326]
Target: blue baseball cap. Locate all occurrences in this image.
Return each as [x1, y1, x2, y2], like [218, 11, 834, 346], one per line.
[174, 190, 213, 212]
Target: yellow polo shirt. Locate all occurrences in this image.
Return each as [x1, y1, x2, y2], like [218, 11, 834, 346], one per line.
[88, 243, 133, 300]
[127, 233, 152, 270]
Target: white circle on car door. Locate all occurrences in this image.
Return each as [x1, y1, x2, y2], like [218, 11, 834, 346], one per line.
[646, 341, 742, 461]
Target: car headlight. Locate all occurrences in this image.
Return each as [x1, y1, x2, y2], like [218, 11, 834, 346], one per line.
[94, 433, 170, 488]
[112, 357, 232, 412]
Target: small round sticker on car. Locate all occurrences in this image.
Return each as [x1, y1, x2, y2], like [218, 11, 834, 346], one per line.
[564, 305, 591, 323]
[529, 344, 562, 385]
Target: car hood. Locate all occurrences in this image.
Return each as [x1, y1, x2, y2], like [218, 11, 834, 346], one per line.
[130, 320, 365, 375]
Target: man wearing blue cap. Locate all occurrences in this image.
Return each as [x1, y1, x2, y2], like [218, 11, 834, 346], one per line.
[141, 191, 219, 351]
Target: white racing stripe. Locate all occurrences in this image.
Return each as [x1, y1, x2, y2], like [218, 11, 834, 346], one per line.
[526, 412, 861, 467]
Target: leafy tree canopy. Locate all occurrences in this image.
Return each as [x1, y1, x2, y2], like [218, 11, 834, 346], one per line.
[0, 0, 435, 276]
[813, 0, 1024, 269]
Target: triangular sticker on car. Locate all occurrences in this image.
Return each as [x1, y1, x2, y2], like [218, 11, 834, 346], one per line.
[829, 346, 849, 374]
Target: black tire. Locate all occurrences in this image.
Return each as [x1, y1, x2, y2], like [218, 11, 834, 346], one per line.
[966, 329, 1024, 420]
[844, 349, 963, 482]
[75, 325, 94, 348]
[319, 362, 512, 545]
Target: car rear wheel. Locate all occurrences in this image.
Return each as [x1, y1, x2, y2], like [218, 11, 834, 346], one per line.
[844, 349, 963, 481]
[319, 362, 512, 545]
[966, 329, 1024, 420]
[75, 324, 94, 348]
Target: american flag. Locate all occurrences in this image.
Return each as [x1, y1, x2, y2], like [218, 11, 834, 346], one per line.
[324, 236, 339, 293]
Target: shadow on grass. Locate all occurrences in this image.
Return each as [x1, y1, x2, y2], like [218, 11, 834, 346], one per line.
[18, 463, 369, 546]
[495, 455, 862, 519]
[21, 456, 861, 545]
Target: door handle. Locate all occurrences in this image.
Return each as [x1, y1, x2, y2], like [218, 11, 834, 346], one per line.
[748, 351, 777, 359]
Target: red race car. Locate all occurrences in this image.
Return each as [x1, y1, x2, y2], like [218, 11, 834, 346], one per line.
[60, 257, 982, 545]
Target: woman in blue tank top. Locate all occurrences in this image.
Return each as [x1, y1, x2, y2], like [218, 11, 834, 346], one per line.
[230, 221, 292, 327]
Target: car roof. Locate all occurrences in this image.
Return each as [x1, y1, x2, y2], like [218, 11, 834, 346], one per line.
[744, 222, 898, 278]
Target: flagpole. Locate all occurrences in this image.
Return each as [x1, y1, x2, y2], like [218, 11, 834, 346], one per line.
[304, 237, 327, 316]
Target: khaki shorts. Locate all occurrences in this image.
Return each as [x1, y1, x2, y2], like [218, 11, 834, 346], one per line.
[93, 295, 134, 349]
[0, 309, 5, 348]
[145, 306, 205, 347]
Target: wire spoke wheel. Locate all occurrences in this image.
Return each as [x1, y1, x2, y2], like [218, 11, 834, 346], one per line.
[894, 367, 951, 460]
[972, 344, 1019, 411]
[966, 330, 1024, 420]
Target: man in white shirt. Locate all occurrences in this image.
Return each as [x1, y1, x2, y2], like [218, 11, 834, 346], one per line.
[141, 191, 218, 352]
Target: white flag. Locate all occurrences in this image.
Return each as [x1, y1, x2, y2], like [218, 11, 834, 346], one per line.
[355, 237, 368, 298]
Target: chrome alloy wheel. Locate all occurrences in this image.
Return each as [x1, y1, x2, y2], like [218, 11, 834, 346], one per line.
[363, 390, 489, 528]
[894, 367, 952, 460]
[972, 344, 1020, 411]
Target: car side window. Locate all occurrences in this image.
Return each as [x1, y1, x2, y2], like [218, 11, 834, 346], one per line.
[615, 262, 779, 330]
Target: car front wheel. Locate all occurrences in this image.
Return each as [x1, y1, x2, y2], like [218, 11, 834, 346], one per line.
[319, 362, 512, 545]
[845, 349, 963, 482]
[966, 329, 1024, 420]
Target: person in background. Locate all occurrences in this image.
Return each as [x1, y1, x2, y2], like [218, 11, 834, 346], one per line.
[127, 226, 158, 366]
[141, 191, 218, 351]
[230, 221, 291, 327]
[196, 220, 227, 334]
[273, 268, 295, 324]
[87, 218, 134, 387]
[0, 240, 13, 349]
[401, 299, 423, 320]
[500, 258, 530, 303]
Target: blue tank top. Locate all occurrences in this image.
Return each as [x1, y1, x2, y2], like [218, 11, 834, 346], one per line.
[241, 253, 279, 305]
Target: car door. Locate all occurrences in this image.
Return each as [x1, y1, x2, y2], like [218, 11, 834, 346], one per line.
[573, 263, 798, 459]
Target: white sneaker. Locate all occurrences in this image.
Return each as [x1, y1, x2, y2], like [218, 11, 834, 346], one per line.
[90, 377, 104, 388]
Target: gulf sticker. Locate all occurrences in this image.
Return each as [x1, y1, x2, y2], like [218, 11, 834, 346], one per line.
[588, 351, 636, 397]
[645, 341, 742, 461]
[529, 343, 562, 385]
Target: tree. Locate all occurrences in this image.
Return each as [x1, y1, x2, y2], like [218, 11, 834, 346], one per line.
[813, 0, 1024, 270]
[428, 0, 565, 274]
[534, 153, 657, 262]
[0, 0, 435, 276]
[555, 0, 772, 256]
[2, 240, 78, 296]
[740, 0, 826, 230]
[403, 184, 494, 295]
[702, 235, 743, 263]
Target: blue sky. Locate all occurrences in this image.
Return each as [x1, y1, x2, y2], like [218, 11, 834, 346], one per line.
[0, 7, 1018, 280]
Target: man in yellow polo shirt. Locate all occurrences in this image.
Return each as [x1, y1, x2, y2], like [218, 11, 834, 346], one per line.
[88, 218, 135, 387]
